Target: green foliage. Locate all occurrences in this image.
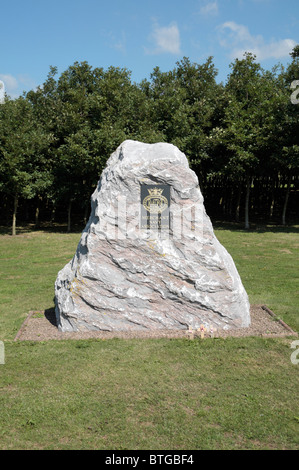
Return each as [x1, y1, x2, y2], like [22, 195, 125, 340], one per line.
[145, 57, 219, 166]
[211, 53, 282, 178]
[0, 47, 299, 232]
[0, 98, 53, 199]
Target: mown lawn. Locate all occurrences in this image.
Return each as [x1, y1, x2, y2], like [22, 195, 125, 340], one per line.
[0, 223, 298, 450]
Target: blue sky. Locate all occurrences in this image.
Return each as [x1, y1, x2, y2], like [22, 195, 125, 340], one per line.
[1, 0, 298, 98]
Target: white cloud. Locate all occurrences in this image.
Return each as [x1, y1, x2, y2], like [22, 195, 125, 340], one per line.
[199, 1, 219, 16]
[218, 21, 296, 61]
[113, 37, 126, 54]
[0, 74, 18, 92]
[0, 73, 37, 99]
[0, 81, 5, 104]
[101, 29, 127, 55]
[18, 74, 38, 90]
[145, 22, 181, 55]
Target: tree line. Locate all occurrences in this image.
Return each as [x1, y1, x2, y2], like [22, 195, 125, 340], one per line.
[0, 47, 298, 235]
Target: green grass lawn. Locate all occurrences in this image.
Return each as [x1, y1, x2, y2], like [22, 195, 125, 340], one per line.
[0, 223, 298, 450]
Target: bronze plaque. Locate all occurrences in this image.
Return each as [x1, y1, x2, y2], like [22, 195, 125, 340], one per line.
[140, 184, 170, 230]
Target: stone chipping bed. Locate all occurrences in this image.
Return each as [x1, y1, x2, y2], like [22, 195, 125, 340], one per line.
[14, 305, 297, 342]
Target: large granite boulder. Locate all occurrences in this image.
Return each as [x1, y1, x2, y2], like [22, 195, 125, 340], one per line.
[55, 140, 250, 332]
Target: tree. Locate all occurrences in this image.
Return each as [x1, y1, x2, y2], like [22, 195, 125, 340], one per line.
[27, 61, 160, 230]
[144, 56, 220, 190]
[0, 97, 53, 235]
[277, 45, 299, 225]
[212, 53, 280, 228]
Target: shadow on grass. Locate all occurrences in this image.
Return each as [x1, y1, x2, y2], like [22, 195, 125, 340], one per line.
[212, 220, 299, 234]
[0, 223, 84, 236]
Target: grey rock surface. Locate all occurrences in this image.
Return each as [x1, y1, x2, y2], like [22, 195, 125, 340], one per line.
[55, 140, 250, 332]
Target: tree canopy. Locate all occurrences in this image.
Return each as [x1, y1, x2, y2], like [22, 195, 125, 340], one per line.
[0, 49, 298, 234]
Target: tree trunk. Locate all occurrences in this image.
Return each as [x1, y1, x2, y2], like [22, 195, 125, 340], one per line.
[35, 195, 42, 228]
[282, 175, 291, 226]
[50, 206, 56, 225]
[269, 176, 277, 219]
[235, 186, 242, 222]
[269, 191, 275, 219]
[67, 199, 72, 233]
[12, 194, 18, 236]
[244, 176, 251, 230]
[84, 203, 89, 225]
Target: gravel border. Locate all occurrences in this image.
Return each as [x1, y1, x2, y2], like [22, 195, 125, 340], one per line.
[14, 305, 297, 341]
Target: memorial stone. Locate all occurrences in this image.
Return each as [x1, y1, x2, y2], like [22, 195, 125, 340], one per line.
[55, 140, 251, 332]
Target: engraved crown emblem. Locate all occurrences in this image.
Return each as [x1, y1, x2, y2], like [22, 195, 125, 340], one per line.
[142, 186, 169, 214]
[147, 187, 163, 196]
